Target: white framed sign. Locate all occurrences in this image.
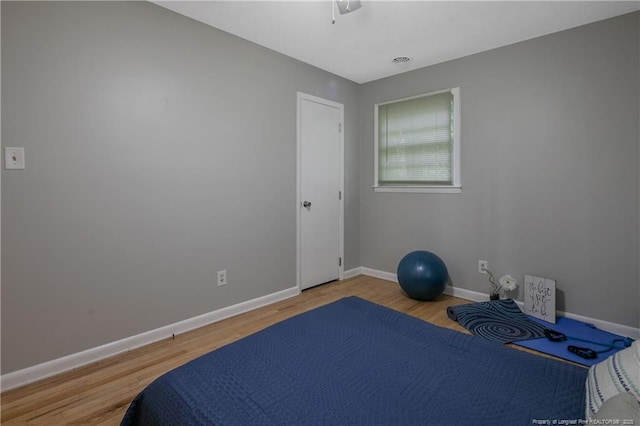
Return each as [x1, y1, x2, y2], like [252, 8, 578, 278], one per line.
[523, 274, 556, 324]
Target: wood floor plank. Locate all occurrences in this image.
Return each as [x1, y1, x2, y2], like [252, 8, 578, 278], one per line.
[0, 275, 547, 425]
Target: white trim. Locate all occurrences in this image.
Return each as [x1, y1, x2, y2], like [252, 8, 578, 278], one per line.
[5, 267, 636, 392]
[359, 267, 640, 339]
[451, 87, 461, 187]
[343, 267, 362, 280]
[443, 285, 485, 302]
[373, 185, 462, 194]
[360, 266, 398, 283]
[558, 311, 639, 340]
[0, 286, 300, 392]
[296, 92, 345, 288]
[376, 88, 454, 107]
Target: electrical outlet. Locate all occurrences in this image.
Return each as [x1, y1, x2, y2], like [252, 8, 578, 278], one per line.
[478, 260, 488, 274]
[217, 270, 227, 287]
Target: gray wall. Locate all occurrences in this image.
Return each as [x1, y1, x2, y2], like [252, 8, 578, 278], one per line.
[2, 2, 638, 376]
[1, 1, 360, 374]
[359, 12, 640, 328]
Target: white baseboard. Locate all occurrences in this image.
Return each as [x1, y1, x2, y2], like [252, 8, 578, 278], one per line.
[4, 267, 638, 392]
[558, 311, 639, 340]
[1, 286, 300, 392]
[359, 267, 640, 339]
[343, 267, 362, 280]
[360, 266, 397, 283]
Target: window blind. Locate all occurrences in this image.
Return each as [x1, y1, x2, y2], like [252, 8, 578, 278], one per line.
[378, 91, 453, 185]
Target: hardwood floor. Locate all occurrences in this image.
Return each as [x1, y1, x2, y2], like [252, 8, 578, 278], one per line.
[0, 275, 515, 424]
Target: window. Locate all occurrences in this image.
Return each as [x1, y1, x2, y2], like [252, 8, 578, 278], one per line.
[374, 87, 460, 193]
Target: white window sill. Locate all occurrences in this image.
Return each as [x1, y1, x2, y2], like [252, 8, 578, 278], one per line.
[372, 185, 462, 194]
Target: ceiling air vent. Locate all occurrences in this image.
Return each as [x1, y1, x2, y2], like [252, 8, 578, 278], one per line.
[392, 57, 411, 64]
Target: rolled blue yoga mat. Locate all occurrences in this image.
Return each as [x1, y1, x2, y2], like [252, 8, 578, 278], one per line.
[447, 299, 547, 343]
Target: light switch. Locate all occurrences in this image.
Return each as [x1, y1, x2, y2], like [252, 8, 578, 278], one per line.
[5, 147, 25, 170]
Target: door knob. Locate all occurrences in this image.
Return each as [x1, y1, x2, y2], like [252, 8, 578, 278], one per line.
[302, 201, 312, 208]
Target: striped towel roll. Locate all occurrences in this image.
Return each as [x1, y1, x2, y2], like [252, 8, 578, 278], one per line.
[585, 340, 640, 418]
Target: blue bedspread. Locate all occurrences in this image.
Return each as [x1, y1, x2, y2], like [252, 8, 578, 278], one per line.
[122, 297, 588, 425]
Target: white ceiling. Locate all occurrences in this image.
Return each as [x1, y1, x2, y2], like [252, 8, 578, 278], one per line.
[154, 1, 640, 84]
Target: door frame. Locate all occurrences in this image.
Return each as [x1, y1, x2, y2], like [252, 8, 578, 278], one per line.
[296, 92, 344, 290]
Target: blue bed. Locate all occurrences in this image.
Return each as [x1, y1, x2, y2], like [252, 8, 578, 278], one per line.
[122, 297, 588, 425]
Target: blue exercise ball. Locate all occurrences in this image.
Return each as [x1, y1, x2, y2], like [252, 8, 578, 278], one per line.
[397, 250, 448, 301]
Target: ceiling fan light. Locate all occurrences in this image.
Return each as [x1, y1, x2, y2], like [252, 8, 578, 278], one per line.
[336, 0, 362, 15]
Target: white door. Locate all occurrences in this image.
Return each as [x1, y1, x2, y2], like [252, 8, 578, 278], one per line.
[297, 93, 343, 290]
